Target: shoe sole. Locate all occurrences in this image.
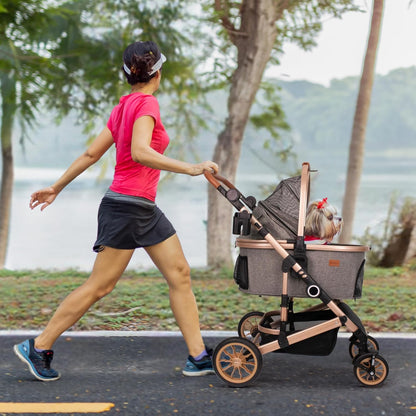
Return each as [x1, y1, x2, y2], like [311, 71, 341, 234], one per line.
[13, 344, 61, 382]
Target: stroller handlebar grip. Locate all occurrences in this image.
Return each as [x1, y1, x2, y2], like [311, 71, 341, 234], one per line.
[204, 171, 236, 190]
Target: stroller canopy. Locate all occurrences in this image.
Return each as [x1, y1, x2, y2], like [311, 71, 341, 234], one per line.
[251, 175, 302, 240]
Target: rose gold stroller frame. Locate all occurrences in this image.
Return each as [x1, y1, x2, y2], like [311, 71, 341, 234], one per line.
[205, 163, 389, 387]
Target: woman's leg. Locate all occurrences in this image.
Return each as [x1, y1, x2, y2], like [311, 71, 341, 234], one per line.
[35, 247, 134, 350]
[144, 234, 205, 358]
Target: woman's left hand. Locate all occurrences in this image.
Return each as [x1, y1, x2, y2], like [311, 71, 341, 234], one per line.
[29, 186, 59, 211]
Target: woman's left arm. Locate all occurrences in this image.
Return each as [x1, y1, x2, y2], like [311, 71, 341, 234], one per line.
[131, 116, 218, 176]
[30, 127, 114, 211]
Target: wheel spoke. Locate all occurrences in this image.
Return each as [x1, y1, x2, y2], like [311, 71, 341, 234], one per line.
[230, 367, 240, 379]
[241, 363, 255, 374]
[243, 321, 255, 332]
[220, 360, 233, 372]
[238, 312, 263, 341]
[374, 362, 384, 378]
[213, 337, 263, 387]
[354, 353, 389, 386]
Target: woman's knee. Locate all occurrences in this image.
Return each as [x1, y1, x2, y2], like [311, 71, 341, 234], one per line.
[95, 283, 116, 300]
[166, 261, 192, 290]
[83, 276, 117, 301]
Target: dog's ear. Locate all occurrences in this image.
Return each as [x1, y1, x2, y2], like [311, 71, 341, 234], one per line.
[305, 205, 323, 238]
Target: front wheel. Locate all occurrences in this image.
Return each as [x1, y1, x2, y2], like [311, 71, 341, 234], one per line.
[353, 353, 389, 386]
[213, 337, 263, 388]
[349, 335, 379, 359]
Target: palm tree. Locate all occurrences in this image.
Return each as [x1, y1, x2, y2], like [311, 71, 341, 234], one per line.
[340, 0, 384, 243]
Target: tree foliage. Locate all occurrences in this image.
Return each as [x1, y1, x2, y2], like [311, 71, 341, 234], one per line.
[0, 0, 209, 267]
[0, 0, 91, 267]
[0, 1, 82, 142]
[201, 0, 360, 267]
[1, 0, 363, 269]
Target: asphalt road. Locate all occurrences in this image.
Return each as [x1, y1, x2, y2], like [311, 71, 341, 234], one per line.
[1, 332, 415, 416]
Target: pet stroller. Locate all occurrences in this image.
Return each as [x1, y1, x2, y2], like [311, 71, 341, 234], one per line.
[205, 163, 389, 387]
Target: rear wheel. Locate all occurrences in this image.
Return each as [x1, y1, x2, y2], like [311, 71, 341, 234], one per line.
[237, 311, 264, 344]
[353, 353, 389, 386]
[213, 337, 263, 387]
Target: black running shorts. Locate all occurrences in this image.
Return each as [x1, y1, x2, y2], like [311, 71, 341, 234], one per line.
[93, 189, 176, 252]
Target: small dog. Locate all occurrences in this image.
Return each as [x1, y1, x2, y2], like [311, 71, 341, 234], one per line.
[304, 198, 343, 244]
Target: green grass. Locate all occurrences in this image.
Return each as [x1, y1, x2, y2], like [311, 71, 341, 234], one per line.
[1, 264, 415, 332]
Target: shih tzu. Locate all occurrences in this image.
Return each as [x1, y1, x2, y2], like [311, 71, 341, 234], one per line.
[304, 198, 343, 244]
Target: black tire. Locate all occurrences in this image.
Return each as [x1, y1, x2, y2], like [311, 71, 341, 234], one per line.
[213, 337, 263, 388]
[349, 335, 379, 359]
[237, 311, 264, 344]
[353, 353, 389, 386]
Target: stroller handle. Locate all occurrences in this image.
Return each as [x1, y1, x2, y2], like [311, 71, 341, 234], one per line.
[204, 171, 236, 190]
[205, 163, 311, 237]
[204, 171, 256, 213]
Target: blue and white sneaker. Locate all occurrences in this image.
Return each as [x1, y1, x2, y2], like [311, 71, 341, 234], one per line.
[182, 347, 215, 376]
[13, 339, 60, 381]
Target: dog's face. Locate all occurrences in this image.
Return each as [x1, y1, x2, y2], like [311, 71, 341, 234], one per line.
[324, 206, 343, 241]
[305, 199, 343, 242]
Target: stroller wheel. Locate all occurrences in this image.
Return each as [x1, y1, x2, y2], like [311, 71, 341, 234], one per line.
[213, 337, 263, 388]
[237, 311, 264, 344]
[353, 353, 389, 386]
[349, 335, 379, 359]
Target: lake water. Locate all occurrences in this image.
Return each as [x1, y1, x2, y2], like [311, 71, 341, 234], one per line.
[6, 154, 416, 271]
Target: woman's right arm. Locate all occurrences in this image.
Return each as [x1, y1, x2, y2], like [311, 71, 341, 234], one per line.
[30, 127, 114, 211]
[131, 116, 218, 176]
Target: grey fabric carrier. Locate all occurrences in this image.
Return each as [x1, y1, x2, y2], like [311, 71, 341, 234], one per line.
[250, 176, 301, 240]
[236, 241, 366, 299]
[235, 170, 368, 300]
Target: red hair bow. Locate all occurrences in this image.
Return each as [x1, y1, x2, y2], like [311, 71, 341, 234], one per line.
[317, 197, 328, 210]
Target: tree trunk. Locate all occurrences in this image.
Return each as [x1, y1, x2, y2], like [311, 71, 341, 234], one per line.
[0, 72, 17, 268]
[340, 0, 384, 244]
[207, 0, 279, 268]
[379, 198, 416, 267]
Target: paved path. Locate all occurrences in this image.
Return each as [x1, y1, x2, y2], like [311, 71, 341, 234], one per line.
[1, 332, 415, 415]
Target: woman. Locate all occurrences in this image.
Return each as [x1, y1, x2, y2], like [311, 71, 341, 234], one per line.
[14, 41, 218, 381]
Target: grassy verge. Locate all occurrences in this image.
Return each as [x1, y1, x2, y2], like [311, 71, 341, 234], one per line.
[1, 264, 415, 333]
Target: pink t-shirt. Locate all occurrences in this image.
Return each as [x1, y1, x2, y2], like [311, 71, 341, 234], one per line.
[107, 93, 169, 201]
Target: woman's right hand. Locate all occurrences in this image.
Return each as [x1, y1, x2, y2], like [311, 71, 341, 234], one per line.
[189, 161, 219, 176]
[29, 186, 59, 211]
